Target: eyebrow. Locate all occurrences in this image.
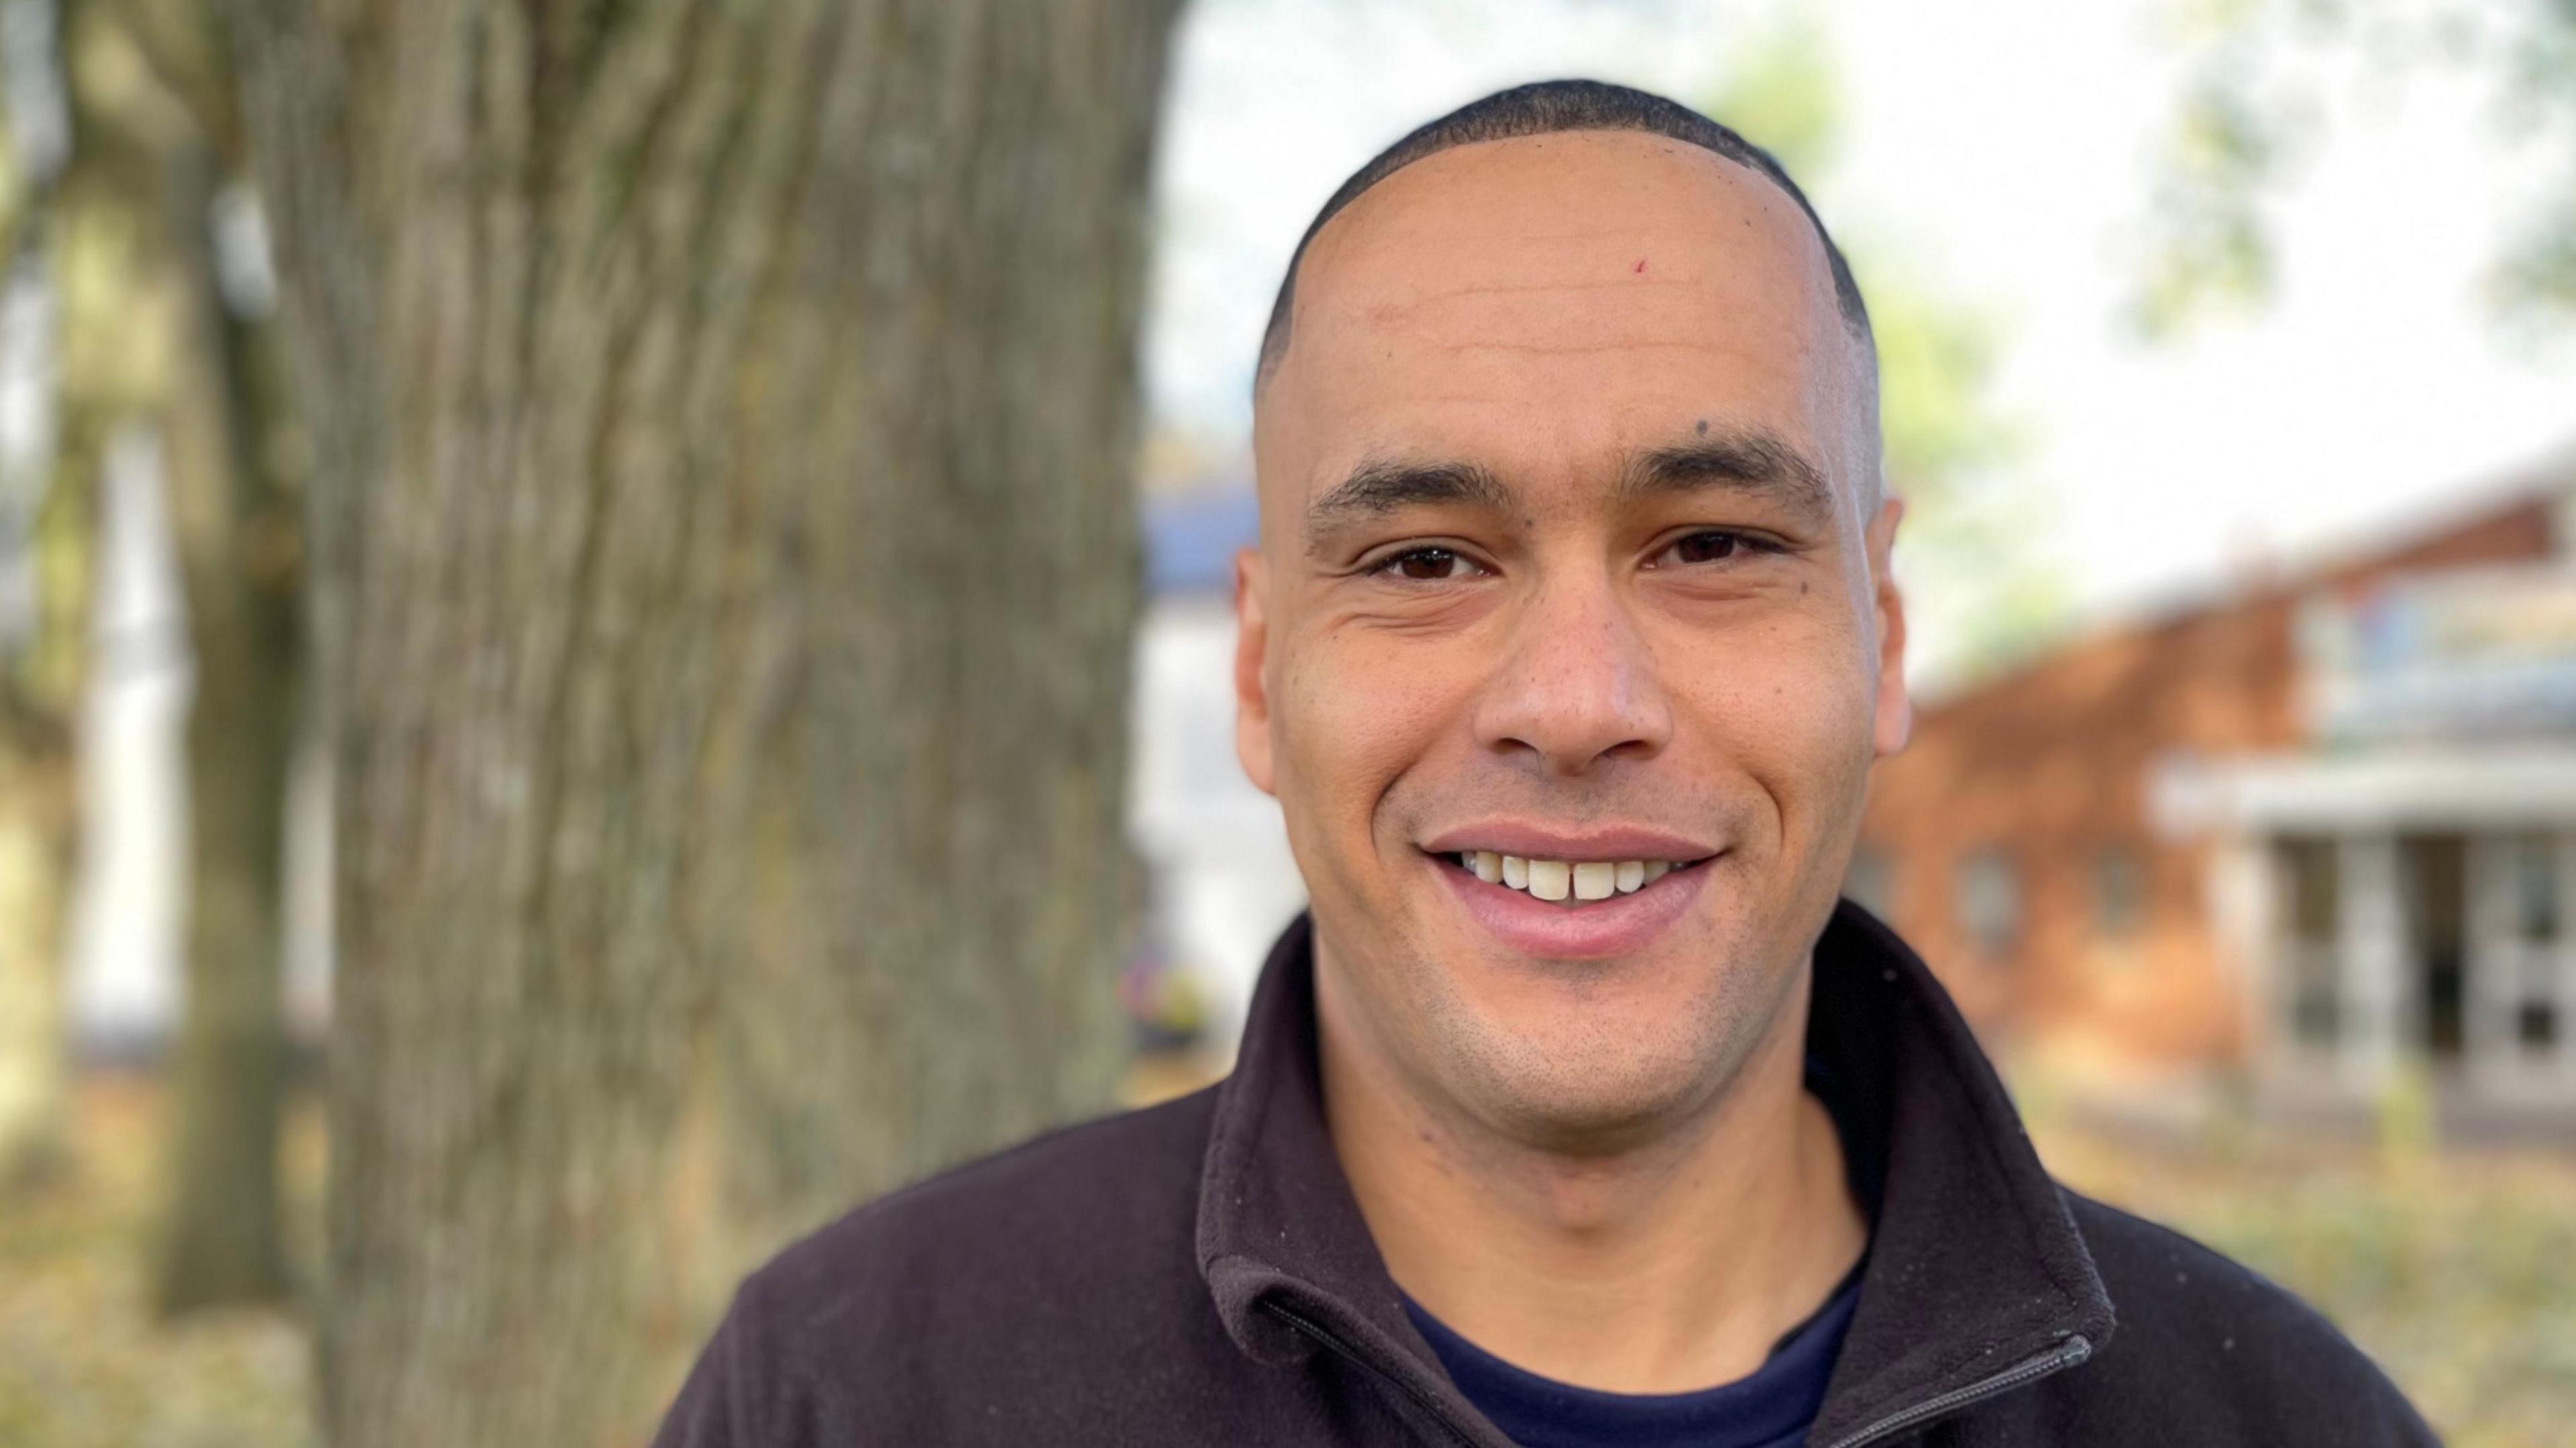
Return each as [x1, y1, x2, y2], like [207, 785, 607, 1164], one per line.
[1621, 429, 1835, 524]
[1298, 427, 1837, 557]
[1301, 457, 1515, 555]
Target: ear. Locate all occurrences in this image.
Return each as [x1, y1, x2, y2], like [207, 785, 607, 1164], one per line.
[1232, 547, 1278, 796]
[1866, 496, 1911, 758]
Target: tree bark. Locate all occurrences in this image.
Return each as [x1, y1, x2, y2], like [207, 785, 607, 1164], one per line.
[0, 0, 72, 1195]
[221, 2, 1179, 1443]
[154, 131, 301, 1311]
[0, 575, 80, 1192]
[13, 0, 307, 1311]
[0, 386, 78, 1197]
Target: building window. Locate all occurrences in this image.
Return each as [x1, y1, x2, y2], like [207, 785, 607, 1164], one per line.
[1955, 849, 2020, 961]
[2282, 836, 2339, 942]
[1844, 848, 1894, 918]
[2092, 846, 2145, 940]
[2510, 834, 2561, 943]
[2500, 835, 2563, 1058]
[2279, 838, 2339, 1048]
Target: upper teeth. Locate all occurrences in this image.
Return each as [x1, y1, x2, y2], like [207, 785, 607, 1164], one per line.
[1462, 852, 1678, 902]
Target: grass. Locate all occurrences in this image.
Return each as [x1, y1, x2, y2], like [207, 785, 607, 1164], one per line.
[3, 1070, 2569, 1446]
[2028, 1094, 2576, 1448]
[0, 1076, 316, 1448]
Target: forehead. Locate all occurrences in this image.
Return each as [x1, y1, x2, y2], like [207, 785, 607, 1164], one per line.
[1257, 131, 1856, 515]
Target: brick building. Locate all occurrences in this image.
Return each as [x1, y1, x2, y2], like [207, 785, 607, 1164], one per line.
[1856, 451, 2576, 1115]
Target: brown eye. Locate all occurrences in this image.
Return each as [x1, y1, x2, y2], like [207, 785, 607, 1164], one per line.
[1669, 531, 1741, 564]
[1387, 547, 1469, 580]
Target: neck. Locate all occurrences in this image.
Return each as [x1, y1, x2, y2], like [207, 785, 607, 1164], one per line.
[1317, 954, 1867, 1395]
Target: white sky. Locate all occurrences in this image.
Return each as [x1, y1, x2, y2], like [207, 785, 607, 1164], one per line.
[1146, 0, 2576, 640]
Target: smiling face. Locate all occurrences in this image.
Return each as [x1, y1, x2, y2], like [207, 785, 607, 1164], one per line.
[1238, 131, 1909, 1146]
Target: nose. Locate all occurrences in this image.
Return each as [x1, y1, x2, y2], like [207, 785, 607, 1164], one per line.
[1471, 565, 1674, 776]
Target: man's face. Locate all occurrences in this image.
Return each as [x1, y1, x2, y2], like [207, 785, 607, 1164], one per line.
[1238, 131, 1909, 1144]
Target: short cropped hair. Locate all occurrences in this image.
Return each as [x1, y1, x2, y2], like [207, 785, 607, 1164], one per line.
[1254, 78, 1873, 399]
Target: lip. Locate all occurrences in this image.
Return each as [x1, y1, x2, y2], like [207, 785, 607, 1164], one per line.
[1417, 821, 1719, 863]
[1430, 850, 1712, 960]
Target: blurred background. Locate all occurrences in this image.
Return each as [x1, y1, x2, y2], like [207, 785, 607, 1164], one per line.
[2, 0, 2572, 1445]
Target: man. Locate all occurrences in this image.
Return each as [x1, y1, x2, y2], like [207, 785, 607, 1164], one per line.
[655, 80, 2436, 1447]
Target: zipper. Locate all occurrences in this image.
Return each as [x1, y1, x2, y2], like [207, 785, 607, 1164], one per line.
[1818, 1333, 2094, 1448]
[1260, 1299, 1487, 1448]
[1267, 1298, 2088, 1448]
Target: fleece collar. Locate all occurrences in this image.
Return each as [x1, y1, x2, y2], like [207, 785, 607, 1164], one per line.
[1195, 903, 2116, 1446]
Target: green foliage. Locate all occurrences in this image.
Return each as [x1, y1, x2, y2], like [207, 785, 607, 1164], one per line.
[1709, 14, 1843, 178]
[2493, 197, 2576, 318]
[1866, 253, 2074, 674]
[2137, 0, 2576, 339]
[1870, 262, 2019, 501]
[2491, 0, 2576, 320]
[2131, 65, 2298, 338]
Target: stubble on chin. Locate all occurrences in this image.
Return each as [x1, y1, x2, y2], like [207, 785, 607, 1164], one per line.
[1347, 912, 1807, 1160]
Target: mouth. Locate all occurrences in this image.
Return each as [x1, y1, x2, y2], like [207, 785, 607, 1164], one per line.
[1437, 850, 1709, 905]
[1424, 843, 1718, 960]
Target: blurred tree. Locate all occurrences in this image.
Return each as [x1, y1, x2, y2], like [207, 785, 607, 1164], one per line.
[0, 0, 79, 1190]
[80, 0, 307, 1314]
[1709, 16, 2069, 681]
[219, 1, 1182, 1444]
[0, 0, 306, 1307]
[2134, 0, 2576, 339]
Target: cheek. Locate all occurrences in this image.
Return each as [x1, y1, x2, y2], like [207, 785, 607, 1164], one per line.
[1666, 617, 1877, 818]
[1275, 626, 1483, 837]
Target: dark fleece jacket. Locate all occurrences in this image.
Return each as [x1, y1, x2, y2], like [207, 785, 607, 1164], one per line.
[654, 903, 2438, 1447]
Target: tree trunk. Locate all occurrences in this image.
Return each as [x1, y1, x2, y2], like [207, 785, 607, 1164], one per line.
[154, 134, 301, 1311]
[221, 2, 1179, 1443]
[0, 360, 78, 1193]
[0, 640, 78, 1191]
[18, 0, 308, 1312]
[0, 0, 83, 1194]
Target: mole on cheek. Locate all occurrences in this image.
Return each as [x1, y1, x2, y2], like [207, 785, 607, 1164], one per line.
[1695, 419, 1709, 436]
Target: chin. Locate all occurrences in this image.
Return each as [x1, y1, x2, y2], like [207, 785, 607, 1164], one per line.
[1429, 983, 1758, 1152]
[1316, 869, 1813, 1147]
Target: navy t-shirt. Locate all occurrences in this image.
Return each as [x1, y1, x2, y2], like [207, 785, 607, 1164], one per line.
[1403, 1258, 1862, 1448]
